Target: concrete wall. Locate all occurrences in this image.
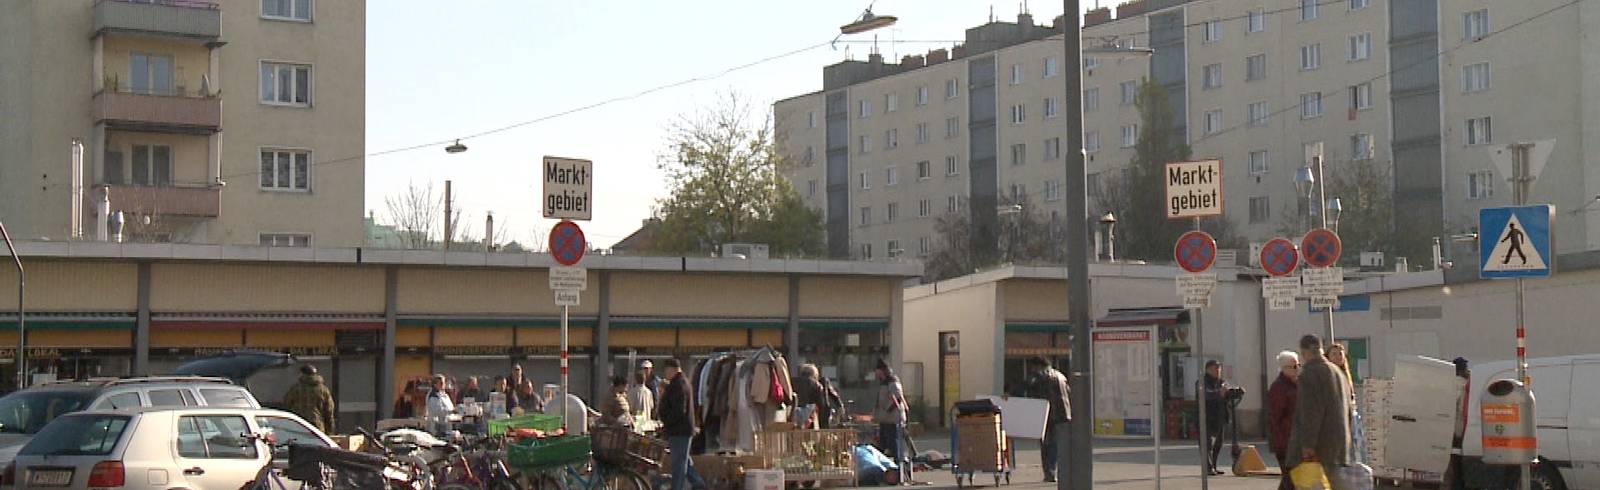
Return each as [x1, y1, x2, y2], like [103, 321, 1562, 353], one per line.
[904, 279, 999, 408]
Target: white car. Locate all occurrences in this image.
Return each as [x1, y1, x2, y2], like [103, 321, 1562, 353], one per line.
[8, 407, 331, 490]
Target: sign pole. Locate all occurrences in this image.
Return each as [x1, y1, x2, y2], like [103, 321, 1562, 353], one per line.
[560, 304, 569, 430]
[1191, 218, 1209, 490]
[1511, 142, 1532, 490]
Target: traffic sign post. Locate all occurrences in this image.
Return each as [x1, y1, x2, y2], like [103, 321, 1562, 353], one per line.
[1170, 225, 1218, 490]
[547, 215, 590, 429]
[1300, 228, 1342, 269]
[1259, 238, 1300, 278]
[543, 156, 593, 221]
[1174, 231, 1218, 274]
[1164, 160, 1223, 220]
[1262, 276, 1302, 311]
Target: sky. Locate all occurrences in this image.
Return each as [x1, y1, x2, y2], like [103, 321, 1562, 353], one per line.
[365, 1, 1098, 248]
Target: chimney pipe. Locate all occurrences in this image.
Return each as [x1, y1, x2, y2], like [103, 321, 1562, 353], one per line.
[70, 138, 84, 240]
[95, 187, 110, 241]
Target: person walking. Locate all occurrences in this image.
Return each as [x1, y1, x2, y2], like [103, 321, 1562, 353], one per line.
[1287, 335, 1354, 489]
[873, 359, 910, 484]
[1201, 360, 1231, 475]
[1025, 356, 1072, 483]
[1326, 344, 1367, 464]
[284, 365, 336, 433]
[1267, 351, 1301, 490]
[659, 358, 706, 490]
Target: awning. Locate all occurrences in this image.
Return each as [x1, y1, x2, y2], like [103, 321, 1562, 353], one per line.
[1005, 322, 1071, 332]
[1095, 307, 1189, 328]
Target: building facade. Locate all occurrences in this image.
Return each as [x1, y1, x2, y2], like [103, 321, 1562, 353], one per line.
[776, 1, 1598, 263]
[0, 0, 365, 247]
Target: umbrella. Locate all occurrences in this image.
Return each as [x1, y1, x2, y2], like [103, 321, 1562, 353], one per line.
[172, 350, 297, 385]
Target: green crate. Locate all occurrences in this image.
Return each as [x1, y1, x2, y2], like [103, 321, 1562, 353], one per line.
[507, 435, 592, 471]
[487, 414, 564, 436]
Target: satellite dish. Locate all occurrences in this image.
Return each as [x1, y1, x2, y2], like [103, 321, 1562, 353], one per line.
[841, 8, 897, 35]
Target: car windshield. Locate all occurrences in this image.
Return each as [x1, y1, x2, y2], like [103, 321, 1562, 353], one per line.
[0, 390, 96, 435]
[19, 414, 130, 456]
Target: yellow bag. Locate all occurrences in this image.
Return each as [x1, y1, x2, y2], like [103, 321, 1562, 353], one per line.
[1290, 462, 1331, 490]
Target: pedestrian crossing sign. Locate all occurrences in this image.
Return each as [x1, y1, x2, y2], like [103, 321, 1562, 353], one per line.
[1480, 205, 1554, 279]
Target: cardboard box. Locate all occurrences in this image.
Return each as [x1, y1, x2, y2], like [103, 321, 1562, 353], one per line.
[744, 469, 784, 490]
[328, 434, 366, 451]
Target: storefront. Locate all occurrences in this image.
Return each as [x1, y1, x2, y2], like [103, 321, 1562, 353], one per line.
[0, 315, 137, 388]
[1001, 322, 1072, 395]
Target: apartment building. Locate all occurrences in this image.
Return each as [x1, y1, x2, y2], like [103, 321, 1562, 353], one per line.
[0, 0, 365, 247]
[777, 0, 1599, 262]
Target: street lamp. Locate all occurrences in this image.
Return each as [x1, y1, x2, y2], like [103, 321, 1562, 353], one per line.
[445, 139, 467, 154]
[998, 205, 1023, 263]
[1099, 213, 1118, 262]
[1324, 198, 1342, 232]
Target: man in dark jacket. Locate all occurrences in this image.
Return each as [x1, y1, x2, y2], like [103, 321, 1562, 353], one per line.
[1201, 360, 1231, 475]
[1288, 335, 1354, 488]
[659, 359, 705, 490]
[284, 365, 336, 433]
[1025, 356, 1071, 483]
[1267, 351, 1300, 490]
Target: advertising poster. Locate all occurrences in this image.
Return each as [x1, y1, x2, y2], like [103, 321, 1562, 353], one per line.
[1092, 327, 1156, 437]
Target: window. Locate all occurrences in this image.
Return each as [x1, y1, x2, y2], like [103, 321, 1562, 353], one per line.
[885, 93, 898, 113]
[1246, 54, 1267, 81]
[21, 415, 129, 458]
[1084, 131, 1101, 153]
[945, 117, 961, 138]
[1301, 92, 1324, 119]
[1198, 20, 1221, 43]
[803, 146, 816, 165]
[887, 240, 900, 257]
[260, 62, 312, 107]
[1467, 117, 1492, 145]
[1120, 80, 1137, 105]
[916, 161, 931, 180]
[259, 149, 310, 191]
[885, 129, 898, 149]
[1087, 173, 1102, 197]
[807, 111, 817, 128]
[1249, 197, 1271, 223]
[858, 171, 871, 190]
[946, 156, 960, 176]
[1035, 138, 1056, 161]
[200, 389, 252, 408]
[1249, 150, 1269, 175]
[1202, 64, 1223, 89]
[887, 203, 899, 222]
[918, 237, 931, 255]
[1010, 183, 1027, 201]
[1350, 0, 1369, 10]
[860, 243, 873, 259]
[859, 207, 872, 226]
[946, 78, 960, 99]
[1011, 64, 1025, 85]
[1010, 143, 1027, 166]
[1084, 57, 1100, 70]
[94, 392, 142, 410]
[1203, 109, 1222, 135]
[1044, 97, 1060, 118]
[1084, 88, 1100, 112]
[858, 135, 870, 154]
[1010, 104, 1027, 124]
[916, 86, 929, 106]
[131, 144, 173, 186]
[1248, 101, 1270, 126]
[1464, 9, 1490, 40]
[946, 196, 960, 213]
[261, 0, 312, 21]
[1045, 179, 1063, 201]
[886, 166, 898, 186]
[177, 415, 257, 459]
[919, 199, 932, 217]
[1463, 62, 1491, 93]
[1350, 83, 1373, 110]
[1300, 0, 1318, 21]
[1300, 44, 1322, 70]
[807, 180, 818, 197]
[261, 234, 311, 247]
[915, 123, 929, 144]
[1248, 8, 1265, 33]
[128, 53, 174, 95]
[1468, 170, 1496, 200]
[1348, 33, 1372, 61]
[1121, 124, 1139, 147]
[858, 99, 871, 118]
[1044, 57, 1060, 78]
[256, 416, 327, 459]
[1351, 133, 1374, 160]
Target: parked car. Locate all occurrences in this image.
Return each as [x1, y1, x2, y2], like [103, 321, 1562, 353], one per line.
[0, 376, 260, 472]
[8, 407, 331, 490]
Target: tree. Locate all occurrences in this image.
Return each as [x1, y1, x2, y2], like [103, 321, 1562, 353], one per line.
[648, 93, 825, 258]
[924, 195, 1064, 282]
[1100, 80, 1198, 260]
[384, 181, 442, 249]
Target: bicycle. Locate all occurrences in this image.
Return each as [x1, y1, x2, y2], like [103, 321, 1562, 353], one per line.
[434, 434, 522, 490]
[516, 456, 647, 490]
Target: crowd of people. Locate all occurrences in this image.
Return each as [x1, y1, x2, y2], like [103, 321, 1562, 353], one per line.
[1264, 334, 1368, 490]
[390, 365, 551, 421]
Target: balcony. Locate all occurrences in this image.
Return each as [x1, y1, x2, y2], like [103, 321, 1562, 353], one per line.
[102, 182, 221, 218]
[94, 88, 221, 134]
[93, 0, 221, 42]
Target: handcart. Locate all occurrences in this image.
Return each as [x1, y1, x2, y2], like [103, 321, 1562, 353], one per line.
[949, 401, 1012, 488]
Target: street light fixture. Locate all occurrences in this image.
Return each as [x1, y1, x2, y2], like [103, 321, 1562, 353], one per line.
[445, 140, 468, 154]
[1325, 198, 1343, 232]
[1099, 213, 1118, 262]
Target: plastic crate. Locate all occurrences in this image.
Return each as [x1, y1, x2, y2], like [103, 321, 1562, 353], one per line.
[487, 414, 563, 436]
[507, 435, 592, 471]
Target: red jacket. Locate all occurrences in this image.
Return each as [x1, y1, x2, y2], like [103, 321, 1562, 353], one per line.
[1266, 373, 1298, 454]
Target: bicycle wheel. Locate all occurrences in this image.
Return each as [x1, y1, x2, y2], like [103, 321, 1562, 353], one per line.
[518, 471, 565, 490]
[599, 466, 648, 490]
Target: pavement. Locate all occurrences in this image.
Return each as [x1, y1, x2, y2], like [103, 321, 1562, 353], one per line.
[901, 436, 1286, 490]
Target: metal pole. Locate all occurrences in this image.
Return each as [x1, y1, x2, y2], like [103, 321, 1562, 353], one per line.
[1153, 328, 1162, 490]
[1061, 1, 1094, 488]
[1315, 156, 1335, 342]
[1510, 143, 1532, 490]
[560, 304, 569, 429]
[443, 180, 453, 251]
[0, 221, 23, 389]
[1192, 218, 1209, 489]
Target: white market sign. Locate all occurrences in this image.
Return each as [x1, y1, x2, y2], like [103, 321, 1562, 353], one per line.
[1165, 159, 1223, 220]
[543, 156, 593, 221]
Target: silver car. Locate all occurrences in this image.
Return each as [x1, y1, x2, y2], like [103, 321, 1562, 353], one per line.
[9, 407, 331, 490]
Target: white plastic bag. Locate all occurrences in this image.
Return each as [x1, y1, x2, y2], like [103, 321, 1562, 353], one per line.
[1329, 463, 1375, 490]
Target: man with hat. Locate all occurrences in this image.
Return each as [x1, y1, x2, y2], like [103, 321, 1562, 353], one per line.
[284, 365, 336, 433]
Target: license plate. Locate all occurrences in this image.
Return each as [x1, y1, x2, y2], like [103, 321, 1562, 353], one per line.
[27, 469, 73, 487]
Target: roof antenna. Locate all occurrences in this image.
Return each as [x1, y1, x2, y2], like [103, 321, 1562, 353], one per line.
[990, 5, 996, 22]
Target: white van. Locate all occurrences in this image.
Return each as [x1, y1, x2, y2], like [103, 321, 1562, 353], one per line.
[1459, 355, 1600, 490]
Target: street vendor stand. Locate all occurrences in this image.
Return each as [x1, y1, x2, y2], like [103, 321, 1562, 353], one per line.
[753, 428, 858, 486]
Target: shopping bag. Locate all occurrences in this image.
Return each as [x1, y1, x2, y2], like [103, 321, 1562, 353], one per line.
[1330, 463, 1375, 490]
[1290, 461, 1331, 490]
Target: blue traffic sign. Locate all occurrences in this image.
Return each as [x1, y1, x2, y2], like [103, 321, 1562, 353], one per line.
[1479, 205, 1554, 279]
